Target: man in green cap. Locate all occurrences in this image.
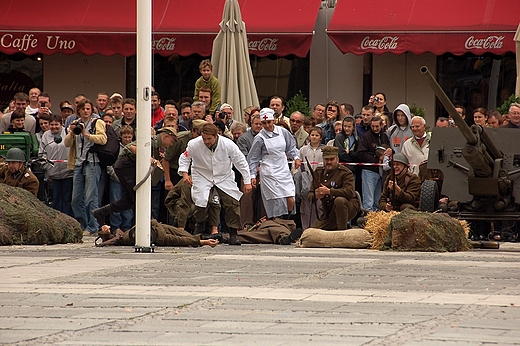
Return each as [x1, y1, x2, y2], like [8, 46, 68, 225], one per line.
[0, 147, 39, 196]
[378, 152, 421, 212]
[307, 146, 360, 230]
[92, 127, 177, 229]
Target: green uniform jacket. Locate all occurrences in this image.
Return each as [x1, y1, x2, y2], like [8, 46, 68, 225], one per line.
[164, 130, 192, 170]
[307, 164, 358, 218]
[0, 164, 39, 196]
[379, 171, 421, 211]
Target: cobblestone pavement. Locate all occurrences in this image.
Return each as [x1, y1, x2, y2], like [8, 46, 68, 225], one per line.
[1, 237, 519, 345]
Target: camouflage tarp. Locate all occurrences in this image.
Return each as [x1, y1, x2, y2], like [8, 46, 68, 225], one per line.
[0, 184, 82, 245]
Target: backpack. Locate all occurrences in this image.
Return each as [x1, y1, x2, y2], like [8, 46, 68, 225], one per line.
[89, 119, 119, 168]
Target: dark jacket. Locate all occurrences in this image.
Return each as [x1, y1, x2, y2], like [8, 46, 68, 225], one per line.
[334, 116, 359, 173]
[307, 164, 359, 219]
[379, 171, 421, 211]
[0, 164, 39, 196]
[357, 129, 390, 173]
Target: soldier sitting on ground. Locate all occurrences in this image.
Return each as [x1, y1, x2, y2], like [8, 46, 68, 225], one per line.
[307, 146, 360, 230]
[379, 153, 421, 212]
[95, 219, 218, 247]
[0, 147, 39, 196]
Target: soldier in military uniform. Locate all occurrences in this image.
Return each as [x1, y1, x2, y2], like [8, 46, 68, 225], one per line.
[96, 219, 218, 247]
[0, 147, 39, 196]
[307, 146, 360, 230]
[379, 152, 421, 212]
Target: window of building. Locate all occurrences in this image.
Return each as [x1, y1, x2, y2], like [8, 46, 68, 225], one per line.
[0, 53, 42, 111]
[437, 53, 516, 122]
[126, 54, 310, 110]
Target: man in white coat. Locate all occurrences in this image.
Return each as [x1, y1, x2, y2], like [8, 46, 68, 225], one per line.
[178, 123, 252, 245]
[248, 108, 301, 220]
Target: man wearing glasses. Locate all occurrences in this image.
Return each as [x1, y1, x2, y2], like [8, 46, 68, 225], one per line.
[289, 111, 309, 149]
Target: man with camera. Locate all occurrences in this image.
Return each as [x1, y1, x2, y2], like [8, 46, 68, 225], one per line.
[64, 99, 107, 236]
[218, 103, 235, 131]
[33, 92, 52, 134]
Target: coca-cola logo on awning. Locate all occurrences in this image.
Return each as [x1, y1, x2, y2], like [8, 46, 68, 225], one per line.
[360, 36, 399, 50]
[248, 38, 278, 51]
[152, 37, 176, 51]
[465, 36, 504, 50]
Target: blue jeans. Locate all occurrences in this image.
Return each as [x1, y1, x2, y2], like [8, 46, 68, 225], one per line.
[361, 169, 381, 211]
[72, 162, 101, 232]
[52, 177, 73, 216]
[109, 178, 134, 231]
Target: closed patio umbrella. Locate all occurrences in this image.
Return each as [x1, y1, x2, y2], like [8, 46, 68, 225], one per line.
[211, 0, 259, 121]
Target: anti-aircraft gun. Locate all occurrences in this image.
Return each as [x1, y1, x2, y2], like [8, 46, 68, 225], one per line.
[420, 66, 520, 231]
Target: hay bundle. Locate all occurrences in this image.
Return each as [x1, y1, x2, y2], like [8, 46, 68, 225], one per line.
[363, 211, 398, 250]
[297, 228, 372, 248]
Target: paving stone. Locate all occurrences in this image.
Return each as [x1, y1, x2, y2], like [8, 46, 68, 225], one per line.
[0, 329, 58, 344]
[1, 242, 519, 345]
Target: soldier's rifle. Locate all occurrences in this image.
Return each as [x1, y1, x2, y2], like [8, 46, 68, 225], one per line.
[305, 157, 325, 220]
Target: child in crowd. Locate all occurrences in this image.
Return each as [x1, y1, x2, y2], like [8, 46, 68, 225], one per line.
[334, 116, 358, 171]
[40, 114, 73, 216]
[303, 116, 316, 134]
[106, 125, 135, 231]
[297, 126, 325, 229]
[326, 121, 343, 146]
[193, 59, 221, 115]
[7, 109, 39, 157]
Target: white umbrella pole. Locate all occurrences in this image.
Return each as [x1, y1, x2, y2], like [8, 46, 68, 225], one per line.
[515, 23, 520, 97]
[135, 0, 152, 252]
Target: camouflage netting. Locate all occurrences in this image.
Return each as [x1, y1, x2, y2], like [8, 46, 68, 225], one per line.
[0, 184, 83, 245]
[365, 209, 471, 252]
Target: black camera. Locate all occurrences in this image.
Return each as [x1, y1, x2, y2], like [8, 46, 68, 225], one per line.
[72, 120, 84, 135]
[219, 111, 228, 119]
[373, 96, 380, 103]
[40, 101, 46, 107]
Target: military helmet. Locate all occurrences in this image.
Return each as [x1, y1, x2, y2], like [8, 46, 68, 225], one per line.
[392, 152, 409, 166]
[5, 148, 27, 163]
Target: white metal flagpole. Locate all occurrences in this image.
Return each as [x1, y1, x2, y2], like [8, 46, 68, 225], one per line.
[135, 0, 152, 252]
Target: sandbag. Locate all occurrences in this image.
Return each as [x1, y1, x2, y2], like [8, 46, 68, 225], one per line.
[297, 227, 372, 248]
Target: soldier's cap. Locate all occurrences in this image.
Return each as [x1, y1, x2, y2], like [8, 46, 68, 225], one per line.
[392, 152, 409, 166]
[260, 108, 275, 121]
[157, 127, 177, 137]
[60, 103, 74, 111]
[191, 119, 207, 130]
[321, 146, 339, 159]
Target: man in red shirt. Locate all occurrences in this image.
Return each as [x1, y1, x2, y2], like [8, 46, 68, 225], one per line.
[151, 91, 164, 127]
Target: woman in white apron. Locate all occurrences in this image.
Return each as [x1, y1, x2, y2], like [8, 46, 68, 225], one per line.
[248, 108, 301, 219]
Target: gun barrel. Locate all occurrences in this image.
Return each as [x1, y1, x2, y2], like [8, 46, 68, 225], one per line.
[420, 66, 477, 145]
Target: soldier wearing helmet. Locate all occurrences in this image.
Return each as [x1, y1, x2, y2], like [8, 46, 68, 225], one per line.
[0, 148, 39, 196]
[379, 152, 421, 212]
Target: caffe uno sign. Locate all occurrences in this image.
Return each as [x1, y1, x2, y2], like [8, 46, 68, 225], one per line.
[0, 32, 284, 57]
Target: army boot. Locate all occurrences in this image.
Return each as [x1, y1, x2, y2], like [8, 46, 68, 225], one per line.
[92, 204, 113, 227]
[193, 222, 206, 235]
[228, 228, 241, 246]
